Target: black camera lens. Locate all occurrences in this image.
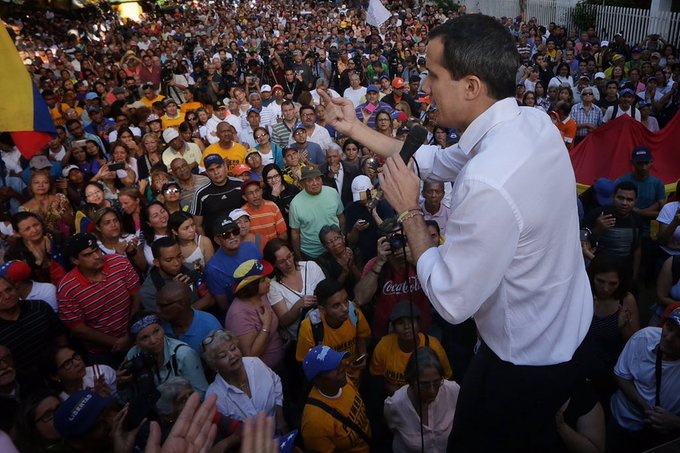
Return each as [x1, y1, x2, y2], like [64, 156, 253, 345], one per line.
[388, 233, 406, 251]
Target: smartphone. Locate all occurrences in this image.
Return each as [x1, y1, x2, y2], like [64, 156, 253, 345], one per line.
[365, 103, 376, 114]
[354, 353, 367, 364]
[108, 162, 125, 171]
[357, 219, 368, 226]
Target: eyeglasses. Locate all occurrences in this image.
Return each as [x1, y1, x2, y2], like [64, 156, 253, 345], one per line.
[266, 174, 281, 181]
[164, 188, 181, 194]
[58, 352, 82, 371]
[276, 253, 295, 266]
[582, 92, 593, 96]
[220, 229, 240, 239]
[255, 134, 268, 139]
[301, 112, 315, 117]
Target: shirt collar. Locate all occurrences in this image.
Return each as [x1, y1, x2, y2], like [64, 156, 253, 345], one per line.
[458, 97, 521, 155]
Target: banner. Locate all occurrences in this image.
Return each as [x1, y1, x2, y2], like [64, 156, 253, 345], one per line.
[366, 0, 391, 28]
[0, 25, 55, 159]
[570, 113, 680, 186]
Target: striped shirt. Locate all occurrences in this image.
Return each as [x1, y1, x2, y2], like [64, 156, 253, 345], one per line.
[57, 254, 140, 349]
[569, 103, 604, 138]
[0, 300, 66, 373]
[271, 121, 295, 149]
[242, 201, 287, 248]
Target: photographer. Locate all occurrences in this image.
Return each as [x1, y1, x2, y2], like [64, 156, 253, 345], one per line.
[164, 60, 193, 105]
[122, 311, 208, 398]
[353, 219, 433, 340]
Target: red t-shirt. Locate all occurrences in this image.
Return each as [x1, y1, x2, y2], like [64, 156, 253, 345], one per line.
[362, 257, 432, 339]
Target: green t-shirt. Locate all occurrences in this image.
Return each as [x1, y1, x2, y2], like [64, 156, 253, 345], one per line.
[289, 186, 343, 257]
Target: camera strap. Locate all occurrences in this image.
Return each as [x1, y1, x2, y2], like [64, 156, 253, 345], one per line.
[655, 342, 663, 407]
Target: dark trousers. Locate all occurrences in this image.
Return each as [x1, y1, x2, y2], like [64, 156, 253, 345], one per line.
[448, 343, 576, 453]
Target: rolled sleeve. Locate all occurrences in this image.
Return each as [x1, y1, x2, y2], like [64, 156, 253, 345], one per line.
[416, 178, 520, 324]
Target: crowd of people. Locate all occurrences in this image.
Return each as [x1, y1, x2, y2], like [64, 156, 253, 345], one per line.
[1, 0, 680, 452]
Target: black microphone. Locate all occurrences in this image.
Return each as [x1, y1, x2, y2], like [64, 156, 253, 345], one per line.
[366, 125, 428, 210]
[399, 124, 428, 164]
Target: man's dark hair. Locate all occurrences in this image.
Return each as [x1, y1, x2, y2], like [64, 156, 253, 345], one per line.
[425, 219, 441, 235]
[615, 181, 638, 197]
[606, 80, 619, 89]
[151, 236, 178, 259]
[314, 278, 346, 306]
[428, 15, 519, 100]
[281, 100, 294, 108]
[299, 104, 315, 115]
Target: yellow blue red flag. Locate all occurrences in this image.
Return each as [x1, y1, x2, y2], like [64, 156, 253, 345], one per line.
[0, 24, 56, 159]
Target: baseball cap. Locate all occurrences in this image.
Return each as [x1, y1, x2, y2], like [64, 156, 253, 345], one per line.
[85, 92, 99, 101]
[600, 40, 609, 47]
[232, 259, 274, 293]
[233, 164, 252, 177]
[651, 52, 662, 59]
[54, 391, 115, 440]
[29, 155, 52, 170]
[272, 84, 284, 92]
[163, 98, 178, 107]
[212, 100, 227, 110]
[667, 308, 680, 327]
[204, 154, 225, 168]
[592, 178, 615, 206]
[67, 233, 99, 259]
[303, 345, 349, 381]
[229, 208, 250, 221]
[213, 215, 239, 236]
[0, 261, 32, 283]
[578, 74, 590, 81]
[390, 301, 421, 322]
[112, 87, 126, 95]
[162, 128, 180, 144]
[631, 146, 653, 163]
[240, 178, 260, 191]
[351, 175, 373, 201]
[146, 113, 161, 123]
[62, 164, 80, 178]
[632, 47, 642, 53]
[366, 85, 379, 93]
[283, 146, 298, 156]
[391, 77, 405, 89]
[260, 84, 272, 93]
[87, 105, 101, 115]
[161, 181, 181, 192]
[247, 107, 260, 116]
[619, 88, 635, 97]
[300, 167, 322, 180]
[396, 126, 410, 137]
[391, 111, 408, 122]
[594, 72, 606, 80]
[293, 123, 306, 133]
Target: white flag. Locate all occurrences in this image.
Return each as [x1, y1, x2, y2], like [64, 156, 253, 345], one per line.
[366, 0, 391, 28]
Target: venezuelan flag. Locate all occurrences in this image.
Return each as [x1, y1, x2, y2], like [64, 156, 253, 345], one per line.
[0, 24, 56, 159]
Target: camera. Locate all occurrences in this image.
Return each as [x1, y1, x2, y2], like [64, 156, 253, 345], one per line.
[120, 352, 160, 429]
[388, 233, 407, 251]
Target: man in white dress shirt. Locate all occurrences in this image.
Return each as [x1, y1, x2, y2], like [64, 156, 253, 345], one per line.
[320, 14, 592, 452]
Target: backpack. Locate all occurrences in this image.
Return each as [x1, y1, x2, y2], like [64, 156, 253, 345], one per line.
[305, 302, 359, 345]
[611, 104, 637, 120]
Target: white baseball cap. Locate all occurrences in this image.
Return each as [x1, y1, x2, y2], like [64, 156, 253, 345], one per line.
[260, 84, 272, 93]
[162, 128, 180, 143]
[351, 175, 373, 201]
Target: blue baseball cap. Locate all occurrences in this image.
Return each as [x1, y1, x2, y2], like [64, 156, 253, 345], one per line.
[303, 345, 349, 381]
[593, 178, 615, 206]
[204, 154, 225, 168]
[366, 85, 379, 93]
[54, 391, 115, 439]
[619, 88, 635, 97]
[85, 92, 99, 101]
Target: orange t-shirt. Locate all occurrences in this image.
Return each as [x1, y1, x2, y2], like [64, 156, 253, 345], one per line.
[557, 118, 577, 149]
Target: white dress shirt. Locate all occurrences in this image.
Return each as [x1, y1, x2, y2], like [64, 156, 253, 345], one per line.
[413, 97, 592, 366]
[206, 357, 283, 421]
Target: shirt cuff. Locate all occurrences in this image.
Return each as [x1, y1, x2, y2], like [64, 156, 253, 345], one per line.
[416, 246, 439, 291]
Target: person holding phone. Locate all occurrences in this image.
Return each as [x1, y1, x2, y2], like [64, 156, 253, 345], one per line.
[355, 85, 393, 129]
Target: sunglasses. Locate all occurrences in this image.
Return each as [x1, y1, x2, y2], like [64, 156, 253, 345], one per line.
[219, 228, 240, 239]
[164, 188, 181, 194]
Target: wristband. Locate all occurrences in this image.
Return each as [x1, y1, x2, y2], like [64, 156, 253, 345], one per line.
[261, 327, 269, 333]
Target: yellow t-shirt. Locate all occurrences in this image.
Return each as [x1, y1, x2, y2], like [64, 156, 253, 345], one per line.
[369, 333, 453, 389]
[202, 142, 247, 175]
[161, 112, 185, 131]
[296, 304, 371, 384]
[301, 382, 371, 453]
[140, 95, 166, 109]
[180, 102, 203, 113]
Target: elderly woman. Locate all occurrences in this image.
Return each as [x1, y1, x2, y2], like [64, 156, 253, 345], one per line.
[316, 224, 362, 299]
[201, 329, 287, 433]
[124, 311, 208, 396]
[20, 170, 74, 235]
[384, 348, 460, 453]
[224, 259, 284, 371]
